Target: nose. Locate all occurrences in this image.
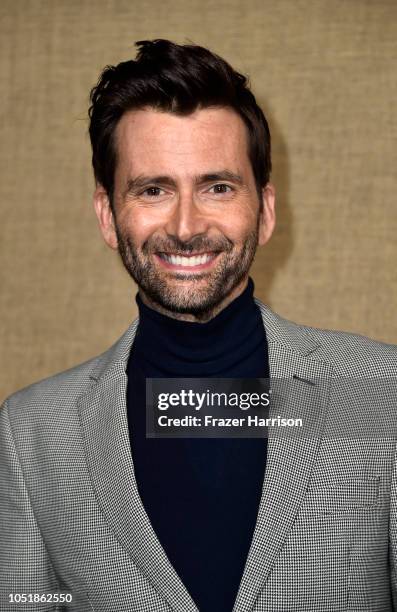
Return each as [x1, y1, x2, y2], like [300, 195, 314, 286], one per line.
[163, 190, 211, 243]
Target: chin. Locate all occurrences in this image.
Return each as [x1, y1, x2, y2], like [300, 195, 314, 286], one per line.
[149, 285, 226, 315]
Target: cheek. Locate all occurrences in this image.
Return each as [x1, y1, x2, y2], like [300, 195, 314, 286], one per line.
[217, 212, 256, 242]
[118, 209, 159, 243]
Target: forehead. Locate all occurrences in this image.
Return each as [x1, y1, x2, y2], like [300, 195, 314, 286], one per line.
[113, 106, 251, 179]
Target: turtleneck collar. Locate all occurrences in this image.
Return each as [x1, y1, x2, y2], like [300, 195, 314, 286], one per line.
[129, 276, 267, 377]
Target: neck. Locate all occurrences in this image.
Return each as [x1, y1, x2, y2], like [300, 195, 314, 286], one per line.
[138, 275, 249, 323]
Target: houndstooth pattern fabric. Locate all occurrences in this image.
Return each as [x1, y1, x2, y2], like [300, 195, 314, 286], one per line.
[1, 298, 397, 612]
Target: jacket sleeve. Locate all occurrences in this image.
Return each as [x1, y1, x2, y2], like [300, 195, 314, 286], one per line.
[0, 398, 61, 611]
[389, 437, 397, 611]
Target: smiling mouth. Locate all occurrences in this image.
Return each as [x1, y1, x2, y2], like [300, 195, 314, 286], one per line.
[156, 251, 219, 268]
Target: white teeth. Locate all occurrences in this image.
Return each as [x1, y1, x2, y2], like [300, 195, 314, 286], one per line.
[161, 253, 215, 266]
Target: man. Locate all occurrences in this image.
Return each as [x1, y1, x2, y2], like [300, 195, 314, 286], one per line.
[1, 39, 397, 612]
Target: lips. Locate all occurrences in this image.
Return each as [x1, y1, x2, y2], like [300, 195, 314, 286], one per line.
[158, 252, 217, 266]
[154, 251, 220, 270]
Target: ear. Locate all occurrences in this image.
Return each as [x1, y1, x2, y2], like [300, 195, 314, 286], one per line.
[258, 182, 276, 246]
[93, 185, 118, 250]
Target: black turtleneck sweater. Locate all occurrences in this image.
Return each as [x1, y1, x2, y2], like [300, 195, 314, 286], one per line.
[126, 277, 269, 612]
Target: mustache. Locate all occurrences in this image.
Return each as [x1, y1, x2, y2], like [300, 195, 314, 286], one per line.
[142, 236, 233, 254]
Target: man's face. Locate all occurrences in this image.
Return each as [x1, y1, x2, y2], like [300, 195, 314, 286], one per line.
[94, 106, 275, 321]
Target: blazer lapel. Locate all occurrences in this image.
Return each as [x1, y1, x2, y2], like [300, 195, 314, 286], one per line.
[77, 319, 199, 612]
[232, 300, 334, 612]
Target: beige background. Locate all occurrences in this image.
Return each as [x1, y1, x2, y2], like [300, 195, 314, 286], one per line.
[1, 0, 396, 401]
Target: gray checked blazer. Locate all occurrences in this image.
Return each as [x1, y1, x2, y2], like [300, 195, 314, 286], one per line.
[1, 298, 397, 612]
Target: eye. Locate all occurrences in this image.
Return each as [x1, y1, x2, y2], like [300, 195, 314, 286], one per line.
[141, 186, 165, 197]
[208, 183, 234, 194]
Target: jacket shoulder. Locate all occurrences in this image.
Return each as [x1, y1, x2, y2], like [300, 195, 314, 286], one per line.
[305, 322, 396, 365]
[2, 352, 102, 414]
[1, 318, 139, 421]
[289, 317, 396, 375]
[255, 300, 397, 375]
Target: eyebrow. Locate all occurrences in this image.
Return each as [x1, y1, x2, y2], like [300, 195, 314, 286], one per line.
[124, 171, 244, 196]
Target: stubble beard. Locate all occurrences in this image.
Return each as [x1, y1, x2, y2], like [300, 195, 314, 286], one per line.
[114, 215, 260, 321]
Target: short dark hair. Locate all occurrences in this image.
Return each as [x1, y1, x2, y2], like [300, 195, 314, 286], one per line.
[88, 39, 271, 210]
